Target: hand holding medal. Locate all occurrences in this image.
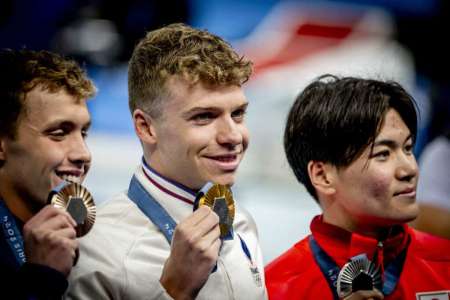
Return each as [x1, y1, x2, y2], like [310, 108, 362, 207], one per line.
[194, 182, 234, 240]
[48, 180, 96, 238]
[47, 180, 96, 266]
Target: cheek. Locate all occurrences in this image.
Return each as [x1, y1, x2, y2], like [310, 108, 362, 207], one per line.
[39, 145, 66, 167]
[366, 173, 392, 199]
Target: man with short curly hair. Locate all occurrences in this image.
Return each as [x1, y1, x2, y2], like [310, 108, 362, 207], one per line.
[68, 23, 267, 300]
[0, 48, 96, 299]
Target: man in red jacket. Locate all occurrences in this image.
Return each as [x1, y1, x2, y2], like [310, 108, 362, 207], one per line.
[266, 75, 450, 300]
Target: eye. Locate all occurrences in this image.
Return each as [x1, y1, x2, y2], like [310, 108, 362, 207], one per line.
[372, 150, 390, 161]
[47, 129, 68, 140]
[81, 129, 89, 139]
[192, 112, 215, 125]
[231, 108, 246, 122]
[404, 142, 413, 154]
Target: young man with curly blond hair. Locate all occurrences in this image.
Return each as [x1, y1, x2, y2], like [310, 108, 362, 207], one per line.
[0, 48, 95, 299]
[67, 23, 267, 300]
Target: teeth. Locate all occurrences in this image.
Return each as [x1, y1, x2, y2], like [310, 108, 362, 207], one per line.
[217, 156, 235, 162]
[59, 174, 81, 184]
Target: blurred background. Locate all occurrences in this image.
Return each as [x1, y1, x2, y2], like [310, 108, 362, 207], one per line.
[2, 0, 449, 262]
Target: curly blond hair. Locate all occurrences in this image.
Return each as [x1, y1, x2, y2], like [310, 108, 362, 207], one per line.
[128, 23, 252, 117]
[0, 49, 96, 138]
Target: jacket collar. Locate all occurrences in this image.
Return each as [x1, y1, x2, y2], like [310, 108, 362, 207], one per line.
[141, 158, 197, 206]
[310, 215, 410, 267]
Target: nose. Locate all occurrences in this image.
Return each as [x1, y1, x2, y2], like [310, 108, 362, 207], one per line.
[68, 134, 91, 168]
[216, 117, 243, 149]
[396, 152, 418, 182]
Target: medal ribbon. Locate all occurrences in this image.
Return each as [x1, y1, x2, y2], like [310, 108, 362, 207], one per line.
[0, 200, 26, 266]
[128, 175, 177, 243]
[309, 235, 407, 298]
[238, 233, 255, 265]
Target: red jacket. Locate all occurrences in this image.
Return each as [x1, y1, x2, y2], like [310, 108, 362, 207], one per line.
[265, 215, 450, 300]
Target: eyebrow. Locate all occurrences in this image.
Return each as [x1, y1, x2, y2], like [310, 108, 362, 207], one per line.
[182, 102, 248, 118]
[373, 134, 413, 148]
[45, 119, 92, 130]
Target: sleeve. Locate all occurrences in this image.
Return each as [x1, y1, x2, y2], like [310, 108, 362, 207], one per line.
[2, 262, 68, 300]
[65, 230, 127, 299]
[65, 226, 175, 300]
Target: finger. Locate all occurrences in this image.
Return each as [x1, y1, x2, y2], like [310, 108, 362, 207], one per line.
[27, 205, 76, 228]
[197, 224, 221, 251]
[26, 205, 60, 227]
[54, 226, 77, 240]
[183, 206, 212, 227]
[38, 213, 76, 232]
[192, 211, 220, 237]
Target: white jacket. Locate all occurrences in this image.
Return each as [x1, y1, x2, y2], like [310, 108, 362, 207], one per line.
[66, 165, 267, 299]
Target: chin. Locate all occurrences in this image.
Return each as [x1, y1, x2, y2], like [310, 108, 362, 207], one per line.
[211, 176, 235, 186]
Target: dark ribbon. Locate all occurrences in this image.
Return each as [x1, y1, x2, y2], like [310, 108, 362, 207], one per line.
[0, 200, 26, 266]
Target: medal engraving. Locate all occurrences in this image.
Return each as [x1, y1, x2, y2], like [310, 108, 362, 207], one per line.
[337, 255, 382, 298]
[50, 182, 96, 237]
[66, 197, 88, 225]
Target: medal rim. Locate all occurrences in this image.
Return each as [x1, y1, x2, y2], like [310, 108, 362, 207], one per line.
[50, 182, 96, 237]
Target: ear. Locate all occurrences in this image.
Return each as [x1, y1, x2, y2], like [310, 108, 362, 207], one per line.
[0, 137, 6, 161]
[307, 161, 337, 196]
[133, 109, 158, 145]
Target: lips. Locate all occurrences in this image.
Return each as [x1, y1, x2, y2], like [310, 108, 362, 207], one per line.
[204, 153, 240, 171]
[394, 187, 416, 197]
[55, 170, 84, 184]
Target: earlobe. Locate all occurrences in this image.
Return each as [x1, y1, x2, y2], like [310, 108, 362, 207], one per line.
[307, 161, 336, 196]
[133, 109, 157, 145]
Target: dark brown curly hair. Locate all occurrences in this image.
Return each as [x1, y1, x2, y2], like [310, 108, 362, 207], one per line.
[0, 48, 96, 138]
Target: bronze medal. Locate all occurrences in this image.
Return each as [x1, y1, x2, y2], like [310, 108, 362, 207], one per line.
[196, 183, 234, 239]
[50, 182, 96, 237]
[336, 255, 382, 298]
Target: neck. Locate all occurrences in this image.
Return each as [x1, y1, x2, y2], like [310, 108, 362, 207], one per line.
[0, 184, 35, 223]
[323, 209, 389, 240]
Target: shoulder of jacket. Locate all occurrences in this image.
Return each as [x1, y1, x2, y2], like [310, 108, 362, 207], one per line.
[265, 236, 316, 279]
[410, 228, 450, 262]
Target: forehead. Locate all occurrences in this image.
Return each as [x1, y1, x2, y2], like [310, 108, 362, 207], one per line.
[375, 109, 411, 140]
[21, 86, 89, 124]
[164, 77, 246, 110]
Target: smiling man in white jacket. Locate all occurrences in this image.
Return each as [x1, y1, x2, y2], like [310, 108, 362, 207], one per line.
[66, 23, 267, 300]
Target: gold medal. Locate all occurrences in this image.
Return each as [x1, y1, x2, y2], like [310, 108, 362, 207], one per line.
[50, 182, 96, 237]
[196, 183, 234, 239]
[336, 255, 382, 298]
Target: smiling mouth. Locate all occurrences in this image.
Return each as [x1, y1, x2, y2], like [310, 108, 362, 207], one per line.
[207, 154, 237, 162]
[394, 189, 416, 197]
[204, 154, 240, 171]
[55, 172, 82, 184]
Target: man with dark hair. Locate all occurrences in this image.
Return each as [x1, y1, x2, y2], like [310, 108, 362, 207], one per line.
[0, 48, 96, 299]
[266, 75, 450, 299]
[68, 23, 267, 299]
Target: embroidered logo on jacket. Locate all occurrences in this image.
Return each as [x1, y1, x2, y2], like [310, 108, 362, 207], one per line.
[416, 290, 450, 300]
